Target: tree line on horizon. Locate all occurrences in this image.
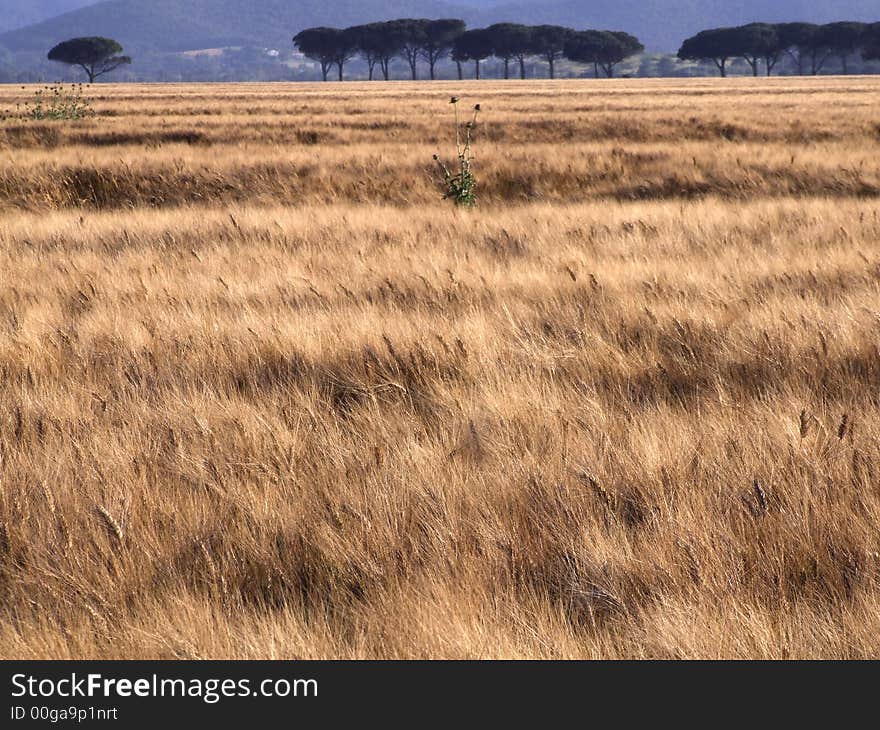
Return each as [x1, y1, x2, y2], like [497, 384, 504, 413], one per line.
[679, 21, 880, 76]
[292, 20, 644, 81]
[29, 18, 880, 84]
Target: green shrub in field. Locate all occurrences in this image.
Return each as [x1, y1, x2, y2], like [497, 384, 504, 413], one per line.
[1, 83, 93, 123]
[433, 97, 481, 207]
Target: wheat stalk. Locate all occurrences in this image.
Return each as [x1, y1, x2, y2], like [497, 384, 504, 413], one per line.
[95, 505, 124, 546]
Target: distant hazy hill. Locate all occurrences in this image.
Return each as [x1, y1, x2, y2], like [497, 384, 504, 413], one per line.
[0, 1, 98, 34]
[0, 0, 877, 54]
[0, 0, 473, 54]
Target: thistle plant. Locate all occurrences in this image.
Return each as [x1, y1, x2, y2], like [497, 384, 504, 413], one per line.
[433, 97, 481, 207]
[1, 83, 93, 123]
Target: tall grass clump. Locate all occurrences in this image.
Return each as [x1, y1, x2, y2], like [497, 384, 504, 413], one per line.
[433, 97, 480, 207]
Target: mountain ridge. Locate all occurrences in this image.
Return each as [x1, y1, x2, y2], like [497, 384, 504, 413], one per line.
[0, 0, 474, 54]
[0, 1, 99, 34]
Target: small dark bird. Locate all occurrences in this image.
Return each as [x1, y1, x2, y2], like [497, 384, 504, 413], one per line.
[450, 96, 459, 104]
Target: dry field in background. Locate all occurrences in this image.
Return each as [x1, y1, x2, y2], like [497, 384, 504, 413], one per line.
[0, 78, 879, 659]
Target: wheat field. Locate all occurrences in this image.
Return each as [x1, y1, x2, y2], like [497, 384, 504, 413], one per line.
[0, 78, 879, 659]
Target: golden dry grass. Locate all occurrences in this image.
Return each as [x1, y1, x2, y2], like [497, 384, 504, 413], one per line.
[0, 78, 879, 659]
